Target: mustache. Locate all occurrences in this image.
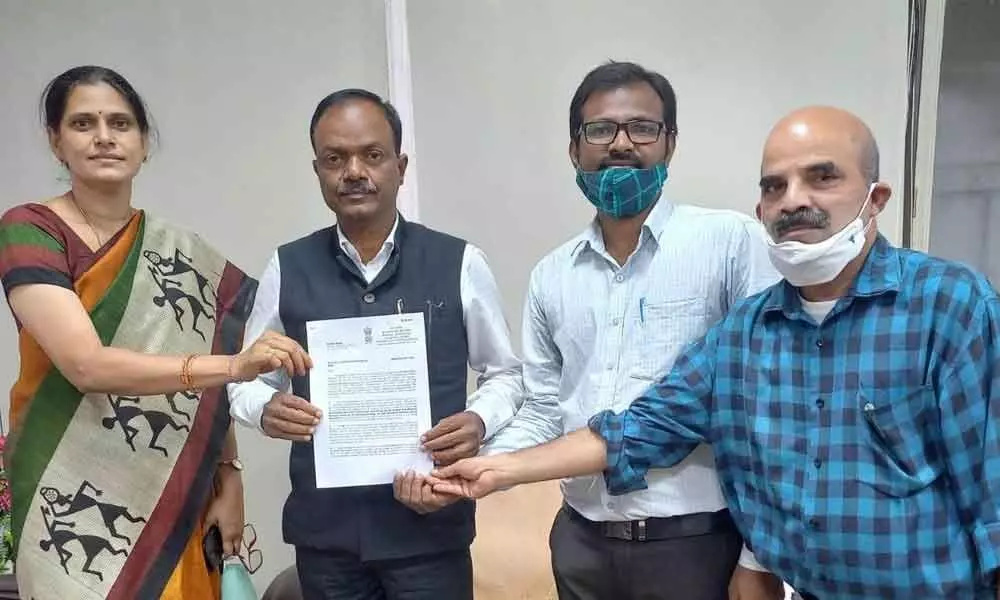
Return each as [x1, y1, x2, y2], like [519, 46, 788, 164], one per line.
[599, 152, 642, 169]
[771, 208, 830, 237]
[338, 180, 377, 195]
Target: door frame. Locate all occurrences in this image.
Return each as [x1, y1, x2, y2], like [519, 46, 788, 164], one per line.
[903, 0, 947, 251]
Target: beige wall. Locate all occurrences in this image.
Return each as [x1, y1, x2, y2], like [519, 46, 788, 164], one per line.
[408, 1, 910, 597]
[2, 1, 913, 597]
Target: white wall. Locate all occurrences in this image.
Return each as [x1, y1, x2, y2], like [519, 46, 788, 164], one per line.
[407, 2, 910, 597]
[928, 1, 1000, 284]
[0, 0, 388, 592]
[410, 0, 910, 314]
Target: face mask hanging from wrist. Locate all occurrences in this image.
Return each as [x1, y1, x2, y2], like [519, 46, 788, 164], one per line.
[764, 183, 876, 287]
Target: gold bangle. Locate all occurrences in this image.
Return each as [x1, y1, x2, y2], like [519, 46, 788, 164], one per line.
[180, 355, 190, 388]
[181, 354, 200, 390]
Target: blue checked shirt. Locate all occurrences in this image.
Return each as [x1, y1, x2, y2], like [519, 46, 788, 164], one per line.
[589, 235, 1000, 598]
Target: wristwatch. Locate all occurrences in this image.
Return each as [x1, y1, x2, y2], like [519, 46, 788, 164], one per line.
[219, 457, 244, 471]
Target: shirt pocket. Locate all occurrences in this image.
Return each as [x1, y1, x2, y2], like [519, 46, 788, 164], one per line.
[422, 297, 460, 327]
[422, 298, 465, 381]
[630, 297, 709, 382]
[856, 385, 943, 498]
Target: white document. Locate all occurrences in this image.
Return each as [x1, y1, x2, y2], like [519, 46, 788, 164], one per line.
[306, 312, 433, 488]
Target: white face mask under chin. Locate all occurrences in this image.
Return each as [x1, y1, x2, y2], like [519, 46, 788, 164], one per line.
[765, 184, 875, 287]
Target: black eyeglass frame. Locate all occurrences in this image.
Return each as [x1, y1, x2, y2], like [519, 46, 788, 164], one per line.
[577, 119, 672, 145]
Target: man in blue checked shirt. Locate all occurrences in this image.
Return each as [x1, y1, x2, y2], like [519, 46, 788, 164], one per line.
[432, 106, 1000, 600]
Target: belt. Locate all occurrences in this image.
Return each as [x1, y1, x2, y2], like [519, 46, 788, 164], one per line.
[562, 504, 736, 542]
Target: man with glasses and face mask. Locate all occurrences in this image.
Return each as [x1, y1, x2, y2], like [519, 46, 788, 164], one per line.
[434, 105, 1000, 600]
[478, 61, 784, 600]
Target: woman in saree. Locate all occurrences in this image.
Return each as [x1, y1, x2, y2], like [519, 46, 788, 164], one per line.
[0, 65, 311, 599]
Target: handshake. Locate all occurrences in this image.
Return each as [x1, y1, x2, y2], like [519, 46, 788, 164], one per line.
[392, 453, 510, 515]
[390, 412, 519, 515]
[394, 427, 607, 514]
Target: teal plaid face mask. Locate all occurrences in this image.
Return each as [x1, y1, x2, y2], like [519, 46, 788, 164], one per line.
[575, 162, 668, 218]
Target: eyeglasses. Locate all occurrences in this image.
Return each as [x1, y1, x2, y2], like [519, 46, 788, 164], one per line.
[238, 523, 263, 575]
[578, 120, 668, 145]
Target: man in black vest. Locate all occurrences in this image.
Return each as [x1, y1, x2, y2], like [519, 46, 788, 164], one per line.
[228, 89, 523, 600]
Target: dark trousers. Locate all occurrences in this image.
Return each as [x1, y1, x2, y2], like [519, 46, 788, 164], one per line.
[295, 546, 473, 600]
[549, 507, 742, 600]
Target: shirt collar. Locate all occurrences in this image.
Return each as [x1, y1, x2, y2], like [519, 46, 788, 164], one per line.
[570, 196, 673, 261]
[763, 233, 901, 318]
[336, 213, 400, 260]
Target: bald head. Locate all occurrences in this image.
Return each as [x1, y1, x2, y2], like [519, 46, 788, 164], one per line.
[756, 106, 891, 247]
[764, 106, 879, 183]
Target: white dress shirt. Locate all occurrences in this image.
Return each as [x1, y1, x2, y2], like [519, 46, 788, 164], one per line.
[228, 216, 524, 441]
[483, 199, 780, 570]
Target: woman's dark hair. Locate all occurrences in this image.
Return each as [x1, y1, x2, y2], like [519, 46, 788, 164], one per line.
[40, 65, 155, 140]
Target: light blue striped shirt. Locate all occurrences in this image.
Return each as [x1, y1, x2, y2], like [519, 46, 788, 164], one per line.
[485, 198, 780, 565]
